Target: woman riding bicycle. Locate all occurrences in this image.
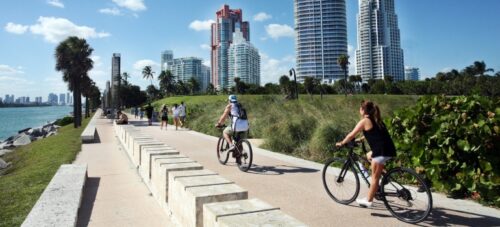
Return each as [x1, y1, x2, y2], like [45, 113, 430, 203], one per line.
[215, 95, 249, 152]
[336, 100, 396, 208]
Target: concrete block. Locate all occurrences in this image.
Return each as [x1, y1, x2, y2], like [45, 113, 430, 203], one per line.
[22, 164, 87, 227]
[140, 148, 179, 180]
[150, 154, 189, 193]
[217, 209, 307, 227]
[128, 136, 154, 154]
[203, 199, 280, 227]
[151, 162, 203, 203]
[171, 183, 248, 227]
[133, 141, 165, 166]
[152, 158, 197, 199]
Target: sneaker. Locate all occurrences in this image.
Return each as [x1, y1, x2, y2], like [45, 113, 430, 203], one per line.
[356, 197, 372, 208]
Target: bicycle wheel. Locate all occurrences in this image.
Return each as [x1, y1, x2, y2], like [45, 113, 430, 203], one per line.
[236, 140, 253, 172]
[216, 137, 230, 164]
[381, 167, 433, 224]
[322, 158, 360, 204]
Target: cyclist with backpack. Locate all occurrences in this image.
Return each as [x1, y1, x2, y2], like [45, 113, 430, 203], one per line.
[215, 95, 249, 152]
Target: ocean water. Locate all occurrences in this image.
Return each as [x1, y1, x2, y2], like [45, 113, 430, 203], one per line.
[0, 106, 73, 141]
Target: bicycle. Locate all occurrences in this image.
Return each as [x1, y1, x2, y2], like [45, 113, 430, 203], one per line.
[322, 139, 432, 224]
[216, 125, 253, 172]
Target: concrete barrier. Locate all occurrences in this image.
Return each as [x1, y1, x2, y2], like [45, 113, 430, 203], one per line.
[140, 147, 179, 180]
[126, 135, 151, 154]
[170, 178, 248, 227]
[81, 110, 102, 143]
[153, 158, 201, 202]
[22, 164, 87, 227]
[216, 209, 307, 227]
[203, 199, 280, 227]
[133, 141, 165, 166]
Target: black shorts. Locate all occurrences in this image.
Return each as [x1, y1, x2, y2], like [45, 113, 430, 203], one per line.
[161, 116, 168, 121]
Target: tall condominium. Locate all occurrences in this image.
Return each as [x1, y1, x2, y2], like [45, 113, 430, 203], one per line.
[161, 50, 174, 72]
[59, 93, 66, 105]
[111, 53, 121, 109]
[201, 65, 211, 91]
[211, 4, 250, 89]
[171, 57, 207, 92]
[355, 0, 405, 81]
[404, 67, 420, 81]
[294, 0, 348, 83]
[228, 28, 260, 87]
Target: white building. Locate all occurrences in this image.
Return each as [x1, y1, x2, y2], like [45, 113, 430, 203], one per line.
[355, 0, 405, 81]
[161, 50, 174, 72]
[171, 57, 204, 92]
[294, 0, 348, 83]
[405, 67, 420, 81]
[228, 28, 260, 88]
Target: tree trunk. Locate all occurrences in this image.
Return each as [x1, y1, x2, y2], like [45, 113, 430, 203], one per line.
[85, 97, 90, 118]
[76, 83, 82, 127]
[72, 80, 78, 128]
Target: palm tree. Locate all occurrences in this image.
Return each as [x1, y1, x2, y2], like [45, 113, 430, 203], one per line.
[158, 70, 175, 96]
[81, 77, 95, 118]
[233, 77, 241, 94]
[142, 66, 155, 86]
[188, 77, 200, 95]
[122, 72, 130, 85]
[337, 54, 349, 97]
[55, 36, 93, 128]
[473, 61, 494, 76]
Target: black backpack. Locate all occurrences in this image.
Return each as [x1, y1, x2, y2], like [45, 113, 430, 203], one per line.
[236, 103, 248, 120]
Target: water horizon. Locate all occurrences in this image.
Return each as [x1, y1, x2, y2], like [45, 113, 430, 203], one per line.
[0, 106, 73, 141]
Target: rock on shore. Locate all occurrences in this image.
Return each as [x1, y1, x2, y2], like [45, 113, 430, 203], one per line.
[0, 122, 59, 150]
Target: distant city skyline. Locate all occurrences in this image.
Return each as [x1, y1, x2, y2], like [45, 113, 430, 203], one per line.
[1, 0, 499, 97]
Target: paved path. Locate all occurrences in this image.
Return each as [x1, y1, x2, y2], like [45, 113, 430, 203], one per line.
[74, 116, 174, 227]
[129, 117, 500, 227]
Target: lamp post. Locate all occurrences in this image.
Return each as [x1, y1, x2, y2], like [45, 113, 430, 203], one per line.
[289, 68, 298, 100]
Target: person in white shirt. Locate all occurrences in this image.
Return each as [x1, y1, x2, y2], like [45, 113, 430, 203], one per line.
[179, 101, 187, 127]
[172, 104, 182, 130]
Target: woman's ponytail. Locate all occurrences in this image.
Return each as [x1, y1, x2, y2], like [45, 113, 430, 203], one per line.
[374, 104, 383, 128]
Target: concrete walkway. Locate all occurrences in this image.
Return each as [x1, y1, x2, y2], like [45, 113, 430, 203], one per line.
[129, 117, 500, 227]
[74, 116, 174, 227]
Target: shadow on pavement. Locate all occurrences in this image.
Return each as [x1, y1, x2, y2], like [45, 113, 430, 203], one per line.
[421, 207, 500, 226]
[248, 164, 319, 175]
[77, 177, 101, 227]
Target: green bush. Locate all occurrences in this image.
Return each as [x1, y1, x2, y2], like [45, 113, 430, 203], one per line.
[307, 122, 345, 162]
[387, 95, 500, 206]
[54, 116, 73, 126]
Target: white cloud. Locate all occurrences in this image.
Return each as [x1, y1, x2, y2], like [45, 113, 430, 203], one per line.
[112, 0, 146, 12]
[265, 24, 294, 40]
[47, 0, 64, 8]
[260, 53, 295, 84]
[99, 8, 122, 16]
[189, 19, 215, 31]
[200, 44, 211, 50]
[440, 67, 453, 73]
[253, 12, 272, 22]
[133, 59, 159, 71]
[90, 55, 102, 67]
[0, 64, 24, 75]
[28, 17, 110, 43]
[4, 22, 28, 34]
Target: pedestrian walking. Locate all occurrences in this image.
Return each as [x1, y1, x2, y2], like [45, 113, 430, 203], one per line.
[179, 101, 187, 127]
[139, 107, 144, 120]
[145, 103, 154, 126]
[160, 105, 168, 130]
[172, 104, 181, 130]
[134, 106, 139, 119]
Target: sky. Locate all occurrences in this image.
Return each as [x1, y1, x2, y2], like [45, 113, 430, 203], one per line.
[1, 0, 499, 100]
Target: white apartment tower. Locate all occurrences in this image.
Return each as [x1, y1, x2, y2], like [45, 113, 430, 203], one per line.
[228, 28, 261, 87]
[294, 0, 348, 83]
[355, 0, 405, 81]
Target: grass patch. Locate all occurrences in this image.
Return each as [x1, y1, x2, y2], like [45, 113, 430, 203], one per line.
[0, 116, 91, 227]
[154, 95, 418, 162]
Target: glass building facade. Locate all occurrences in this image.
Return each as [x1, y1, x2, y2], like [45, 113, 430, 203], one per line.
[294, 0, 348, 83]
[355, 0, 405, 81]
[228, 29, 260, 87]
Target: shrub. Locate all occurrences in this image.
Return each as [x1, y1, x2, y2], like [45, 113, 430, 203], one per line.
[307, 122, 345, 162]
[263, 117, 317, 154]
[54, 116, 73, 126]
[387, 95, 500, 206]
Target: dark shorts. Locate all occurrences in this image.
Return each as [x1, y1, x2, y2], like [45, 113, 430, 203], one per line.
[161, 116, 168, 121]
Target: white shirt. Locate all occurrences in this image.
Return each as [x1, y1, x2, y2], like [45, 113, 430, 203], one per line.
[179, 104, 186, 116]
[172, 107, 179, 117]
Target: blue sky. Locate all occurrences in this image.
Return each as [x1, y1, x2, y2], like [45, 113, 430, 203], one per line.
[1, 0, 499, 99]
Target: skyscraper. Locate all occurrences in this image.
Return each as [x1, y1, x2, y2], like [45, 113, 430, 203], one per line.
[228, 28, 260, 87]
[294, 0, 348, 83]
[161, 50, 174, 72]
[111, 53, 121, 109]
[201, 65, 211, 91]
[171, 57, 204, 92]
[59, 93, 66, 105]
[211, 4, 250, 90]
[355, 0, 405, 81]
[404, 67, 420, 81]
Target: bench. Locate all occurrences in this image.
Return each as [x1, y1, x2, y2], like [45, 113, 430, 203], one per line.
[81, 110, 101, 143]
[22, 164, 87, 227]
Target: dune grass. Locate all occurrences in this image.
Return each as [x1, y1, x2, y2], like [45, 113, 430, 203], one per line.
[0, 116, 90, 227]
[154, 94, 419, 162]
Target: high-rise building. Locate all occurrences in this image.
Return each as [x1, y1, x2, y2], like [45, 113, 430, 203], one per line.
[161, 50, 174, 72]
[294, 0, 348, 83]
[355, 0, 405, 81]
[201, 65, 211, 91]
[111, 53, 121, 109]
[228, 28, 260, 87]
[67, 92, 70, 104]
[35, 97, 42, 103]
[171, 57, 204, 92]
[211, 4, 250, 90]
[59, 93, 66, 105]
[404, 67, 420, 81]
[48, 93, 58, 105]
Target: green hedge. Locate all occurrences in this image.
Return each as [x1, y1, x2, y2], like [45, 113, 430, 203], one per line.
[387, 95, 500, 206]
